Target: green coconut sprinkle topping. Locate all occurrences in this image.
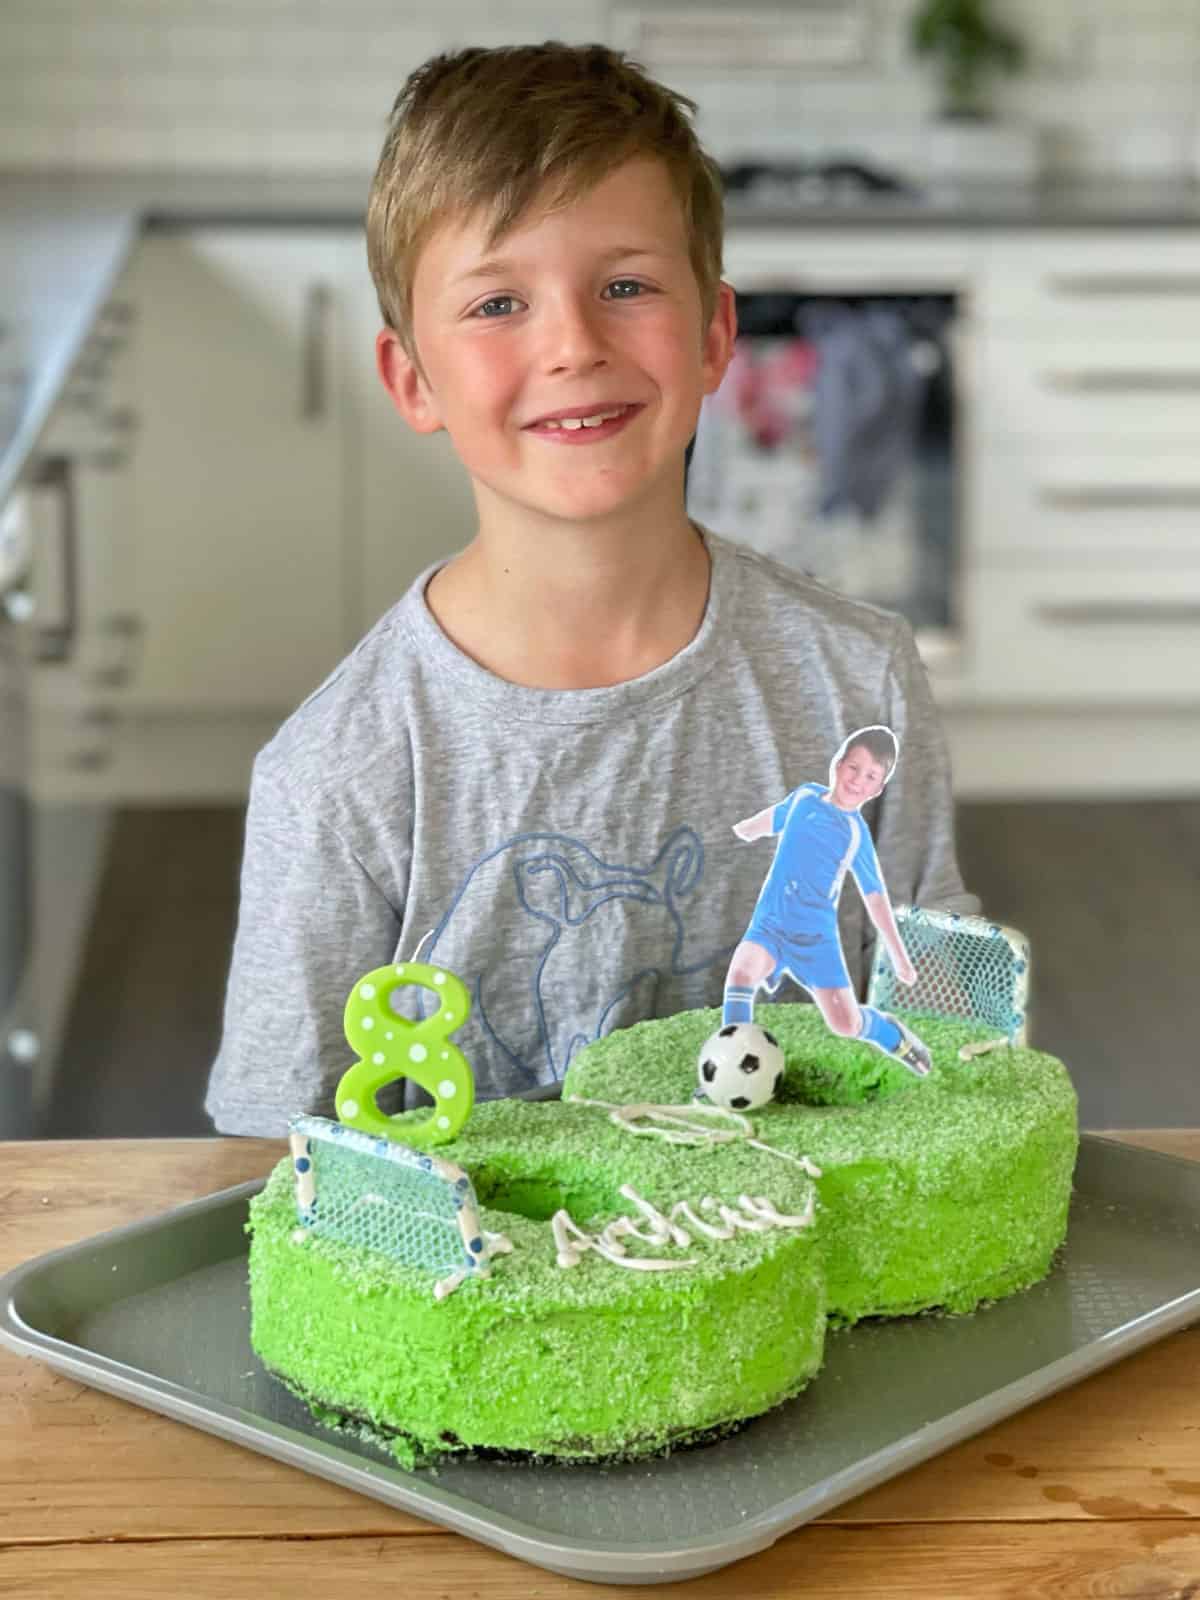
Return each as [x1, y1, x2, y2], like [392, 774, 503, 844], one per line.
[248, 1003, 1077, 1464]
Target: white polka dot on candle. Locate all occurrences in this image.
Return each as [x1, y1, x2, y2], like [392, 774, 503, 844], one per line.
[409, 1043, 427, 1063]
[372, 1052, 385, 1065]
[437, 1115, 450, 1129]
[438, 1080, 456, 1098]
[340, 1099, 359, 1118]
[359, 982, 376, 999]
[433, 971, 446, 985]
[361, 1016, 374, 1031]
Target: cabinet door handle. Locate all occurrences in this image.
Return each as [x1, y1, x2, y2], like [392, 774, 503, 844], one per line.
[301, 282, 332, 421]
[1036, 601, 1200, 625]
[1046, 274, 1200, 297]
[63, 746, 112, 772]
[1042, 370, 1200, 392]
[1041, 485, 1200, 508]
[30, 455, 78, 663]
[87, 612, 145, 689]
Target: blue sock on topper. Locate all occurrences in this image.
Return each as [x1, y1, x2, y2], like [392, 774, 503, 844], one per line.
[722, 985, 756, 1026]
[858, 1005, 904, 1054]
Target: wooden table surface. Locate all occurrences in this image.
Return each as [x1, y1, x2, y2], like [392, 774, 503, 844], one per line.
[1, 1135, 1198, 1599]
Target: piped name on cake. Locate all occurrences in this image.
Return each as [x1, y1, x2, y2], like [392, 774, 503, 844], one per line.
[551, 1182, 816, 1273]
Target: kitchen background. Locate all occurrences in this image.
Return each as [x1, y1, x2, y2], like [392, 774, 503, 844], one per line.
[1, 0, 1199, 1141]
[0, 0, 1198, 179]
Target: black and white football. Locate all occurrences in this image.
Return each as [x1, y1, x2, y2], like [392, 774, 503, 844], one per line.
[696, 1022, 784, 1111]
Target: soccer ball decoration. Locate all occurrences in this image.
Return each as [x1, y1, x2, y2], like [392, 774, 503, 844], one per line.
[696, 1023, 785, 1112]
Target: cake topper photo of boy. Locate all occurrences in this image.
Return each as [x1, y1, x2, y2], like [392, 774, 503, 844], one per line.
[706, 725, 931, 1096]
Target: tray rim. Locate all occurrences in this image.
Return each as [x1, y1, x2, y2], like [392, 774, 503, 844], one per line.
[2, 1133, 1199, 1585]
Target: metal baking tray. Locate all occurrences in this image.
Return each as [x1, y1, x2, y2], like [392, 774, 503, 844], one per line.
[3, 1133, 1199, 1587]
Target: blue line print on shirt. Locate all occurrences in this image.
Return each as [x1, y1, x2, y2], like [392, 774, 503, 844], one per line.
[423, 827, 732, 1087]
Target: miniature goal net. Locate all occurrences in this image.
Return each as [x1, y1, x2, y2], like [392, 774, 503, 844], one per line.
[866, 905, 1030, 1044]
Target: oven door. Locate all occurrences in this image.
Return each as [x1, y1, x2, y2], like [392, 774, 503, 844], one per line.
[689, 232, 973, 658]
[0, 490, 37, 1137]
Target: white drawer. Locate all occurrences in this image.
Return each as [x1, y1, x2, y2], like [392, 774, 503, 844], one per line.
[969, 448, 1200, 558]
[973, 334, 1200, 444]
[724, 229, 981, 294]
[981, 237, 1200, 338]
[964, 558, 1200, 704]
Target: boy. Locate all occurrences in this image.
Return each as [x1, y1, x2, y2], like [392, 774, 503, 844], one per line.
[721, 725, 932, 1076]
[205, 42, 976, 1136]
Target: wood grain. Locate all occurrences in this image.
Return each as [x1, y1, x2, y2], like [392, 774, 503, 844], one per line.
[2, 1523, 1200, 1600]
[0, 1138, 282, 1276]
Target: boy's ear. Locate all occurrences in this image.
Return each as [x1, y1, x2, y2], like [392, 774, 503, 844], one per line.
[375, 327, 444, 434]
[700, 280, 738, 396]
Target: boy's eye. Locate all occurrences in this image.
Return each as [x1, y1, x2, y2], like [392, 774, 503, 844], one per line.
[605, 279, 646, 299]
[474, 295, 518, 318]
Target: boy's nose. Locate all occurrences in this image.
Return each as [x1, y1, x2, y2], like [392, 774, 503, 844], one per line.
[541, 297, 608, 374]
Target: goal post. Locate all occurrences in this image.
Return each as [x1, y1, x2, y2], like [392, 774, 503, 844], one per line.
[866, 905, 1031, 1045]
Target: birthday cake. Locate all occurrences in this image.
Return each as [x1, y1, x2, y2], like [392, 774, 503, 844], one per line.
[247, 994, 1077, 1467]
[247, 727, 1078, 1467]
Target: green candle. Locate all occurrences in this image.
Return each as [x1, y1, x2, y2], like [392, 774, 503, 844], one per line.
[336, 960, 475, 1146]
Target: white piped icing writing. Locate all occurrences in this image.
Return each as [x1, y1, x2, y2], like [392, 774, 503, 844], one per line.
[747, 1140, 822, 1178]
[566, 1097, 822, 1179]
[551, 1182, 816, 1274]
[568, 1096, 752, 1146]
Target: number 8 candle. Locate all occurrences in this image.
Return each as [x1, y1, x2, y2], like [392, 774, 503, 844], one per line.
[335, 961, 475, 1147]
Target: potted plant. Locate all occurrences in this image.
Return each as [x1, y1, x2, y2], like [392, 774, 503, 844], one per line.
[910, 0, 1027, 120]
[909, 0, 1037, 181]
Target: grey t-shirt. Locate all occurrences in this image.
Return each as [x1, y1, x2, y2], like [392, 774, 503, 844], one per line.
[205, 531, 977, 1135]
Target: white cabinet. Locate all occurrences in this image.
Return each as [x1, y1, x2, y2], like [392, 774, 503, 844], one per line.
[722, 223, 1200, 792]
[29, 288, 142, 797]
[343, 249, 476, 636]
[965, 233, 1200, 716]
[125, 229, 353, 714]
[963, 559, 1200, 705]
[54, 218, 1200, 800]
[49, 225, 477, 799]
[124, 227, 476, 715]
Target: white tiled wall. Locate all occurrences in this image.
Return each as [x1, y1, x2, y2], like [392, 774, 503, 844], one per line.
[0, 0, 1197, 180]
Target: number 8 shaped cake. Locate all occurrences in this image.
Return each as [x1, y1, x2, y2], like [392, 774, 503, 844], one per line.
[247, 962, 1079, 1468]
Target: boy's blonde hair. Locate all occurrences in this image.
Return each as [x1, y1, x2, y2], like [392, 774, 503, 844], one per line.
[366, 41, 725, 362]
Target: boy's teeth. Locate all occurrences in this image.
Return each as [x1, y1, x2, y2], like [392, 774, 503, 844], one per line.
[543, 407, 626, 430]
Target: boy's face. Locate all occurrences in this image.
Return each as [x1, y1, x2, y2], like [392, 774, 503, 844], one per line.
[376, 157, 736, 536]
[832, 747, 889, 810]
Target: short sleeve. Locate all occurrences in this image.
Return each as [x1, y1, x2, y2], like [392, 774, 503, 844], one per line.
[770, 783, 818, 833]
[204, 758, 402, 1136]
[849, 819, 885, 898]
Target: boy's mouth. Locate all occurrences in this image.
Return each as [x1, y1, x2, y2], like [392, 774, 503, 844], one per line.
[523, 402, 642, 441]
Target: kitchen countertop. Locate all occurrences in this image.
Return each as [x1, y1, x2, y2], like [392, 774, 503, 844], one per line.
[3, 167, 1200, 512]
[2, 1132, 1199, 1597]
